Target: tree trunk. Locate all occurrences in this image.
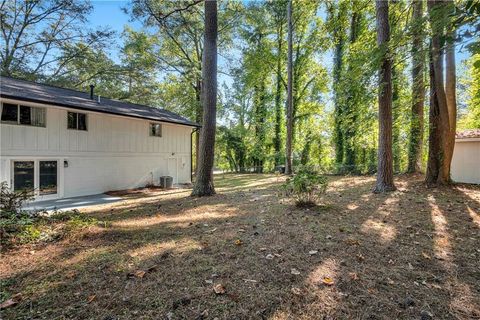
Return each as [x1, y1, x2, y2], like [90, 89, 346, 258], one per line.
[425, 0, 451, 185]
[426, 46, 442, 184]
[191, 0, 217, 197]
[274, 24, 283, 167]
[373, 0, 396, 193]
[392, 65, 401, 173]
[332, 5, 345, 171]
[344, 11, 360, 173]
[285, 0, 293, 175]
[444, 1, 456, 182]
[253, 81, 267, 173]
[407, 0, 425, 173]
[194, 79, 202, 175]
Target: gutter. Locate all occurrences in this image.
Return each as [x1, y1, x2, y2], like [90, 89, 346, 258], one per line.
[0, 94, 201, 128]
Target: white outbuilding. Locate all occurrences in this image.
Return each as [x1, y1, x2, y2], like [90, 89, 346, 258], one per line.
[451, 129, 480, 184]
[0, 76, 199, 202]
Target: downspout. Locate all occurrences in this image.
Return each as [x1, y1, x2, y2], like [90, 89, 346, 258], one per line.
[191, 127, 199, 183]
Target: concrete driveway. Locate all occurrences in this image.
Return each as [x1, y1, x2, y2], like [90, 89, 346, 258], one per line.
[23, 194, 122, 212]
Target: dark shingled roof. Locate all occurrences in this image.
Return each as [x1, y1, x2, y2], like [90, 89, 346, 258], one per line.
[456, 129, 480, 139]
[0, 76, 199, 127]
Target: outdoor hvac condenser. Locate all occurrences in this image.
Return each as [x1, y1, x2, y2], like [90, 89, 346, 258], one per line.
[160, 176, 173, 189]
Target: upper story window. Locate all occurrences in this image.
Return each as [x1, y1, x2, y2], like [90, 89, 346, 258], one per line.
[67, 112, 87, 131]
[1, 103, 46, 127]
[149, 123, 162, 137]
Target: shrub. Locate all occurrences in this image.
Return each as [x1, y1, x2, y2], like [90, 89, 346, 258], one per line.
[1, 207, 100, 246]
[282, 166, 328, 207]
[0, 181, 35, 217]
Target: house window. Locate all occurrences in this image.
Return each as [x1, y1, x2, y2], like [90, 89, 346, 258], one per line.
[149, 123, 162, 137]
[67, 111, 87, 130]
[1, 103, 46, 127]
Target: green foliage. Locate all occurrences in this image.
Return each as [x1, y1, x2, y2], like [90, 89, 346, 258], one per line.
[3, 0, 479, 176]
[0, 181, 35, 217]
[0, 209, 100, 246]
[282, 166, 328, 207]
[459, 53, 480, 129]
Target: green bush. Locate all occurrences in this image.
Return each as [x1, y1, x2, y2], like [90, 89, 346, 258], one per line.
[1, 209, 100, 246]
[0, 181, 35, 217]
[282, 166, 328, 207]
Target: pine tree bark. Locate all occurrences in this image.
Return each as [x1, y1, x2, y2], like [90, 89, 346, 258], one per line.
[426, 46, 442, 184]
[425, 0, 451, 185]
[407, 0, 425, 173]
[373, 0, 396, 193]
[444, 1, 457, 182]
[192, 0, 217, 196]
[285, 0, 294, 175]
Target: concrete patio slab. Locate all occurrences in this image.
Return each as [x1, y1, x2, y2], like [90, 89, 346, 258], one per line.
[23, 194, 123, 212]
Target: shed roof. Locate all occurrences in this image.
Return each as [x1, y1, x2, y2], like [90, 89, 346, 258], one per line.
[0, 76, 199, 127]
[456, 129, 480, 139]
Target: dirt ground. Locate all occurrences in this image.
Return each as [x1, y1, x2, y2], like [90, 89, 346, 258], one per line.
[1, 174, 479, 320]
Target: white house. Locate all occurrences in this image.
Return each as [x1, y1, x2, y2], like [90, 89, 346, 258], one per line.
[451, 129, 480, 184]
[0, 76, 199, 202]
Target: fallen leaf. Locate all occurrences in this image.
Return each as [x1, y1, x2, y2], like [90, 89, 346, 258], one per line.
[87, 295, 96, 304]
[321, 277, 334, 286]
[134, 270, 146, 278]
[213, 284, 226, 295]
[0, 293, 22, 309]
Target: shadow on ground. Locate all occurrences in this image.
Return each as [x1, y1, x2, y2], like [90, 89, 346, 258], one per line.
[1, 174, 479, 319]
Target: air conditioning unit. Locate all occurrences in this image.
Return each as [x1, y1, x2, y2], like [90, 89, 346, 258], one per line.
[160, 176, 173, 189]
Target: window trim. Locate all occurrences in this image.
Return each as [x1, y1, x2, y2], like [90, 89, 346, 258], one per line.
[67, 111, 88, 131]
[149, 122, 162, 137]
[0, 102, 46, 127]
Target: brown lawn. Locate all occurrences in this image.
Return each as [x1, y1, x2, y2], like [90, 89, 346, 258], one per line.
[1, 174, 479, 319]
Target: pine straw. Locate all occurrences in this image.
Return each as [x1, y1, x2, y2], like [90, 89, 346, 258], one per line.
[1, 174, 479, 319]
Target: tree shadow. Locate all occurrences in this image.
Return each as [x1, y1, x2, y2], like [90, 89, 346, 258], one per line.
[1, 175, 479, 319]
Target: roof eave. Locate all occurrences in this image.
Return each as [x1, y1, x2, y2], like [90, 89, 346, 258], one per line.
[0, 93, 201, 128]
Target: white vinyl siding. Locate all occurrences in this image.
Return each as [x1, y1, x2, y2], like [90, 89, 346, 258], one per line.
[0, 99, 193, 200]
[451, 139, 480, 184]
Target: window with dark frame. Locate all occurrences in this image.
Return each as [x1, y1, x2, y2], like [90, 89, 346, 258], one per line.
[1, 103, 45, 127]
[67, 111, 87, 130]
[149, 123, 162, 137]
